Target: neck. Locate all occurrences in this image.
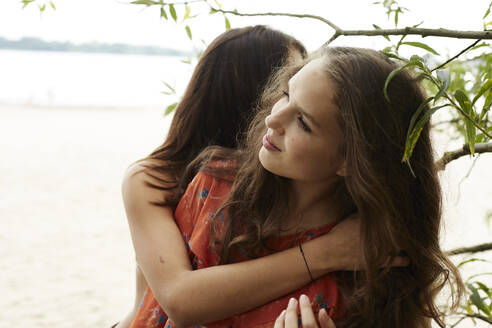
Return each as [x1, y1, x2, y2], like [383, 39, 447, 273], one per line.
[283, 177, 347, 231]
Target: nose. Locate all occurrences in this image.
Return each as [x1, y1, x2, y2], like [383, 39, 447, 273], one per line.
[265, 109, 285, 135]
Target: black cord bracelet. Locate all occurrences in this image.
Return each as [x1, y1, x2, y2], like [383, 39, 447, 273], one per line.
[299, 243, 315, 283]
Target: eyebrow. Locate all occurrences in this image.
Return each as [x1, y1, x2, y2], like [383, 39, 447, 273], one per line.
[287, 81, 322, 129]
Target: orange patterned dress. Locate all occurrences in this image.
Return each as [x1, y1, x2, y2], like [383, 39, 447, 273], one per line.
[130, 164, 343, 328]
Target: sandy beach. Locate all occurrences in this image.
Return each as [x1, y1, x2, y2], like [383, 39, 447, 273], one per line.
[1, 104, 490, 327]
[0, 104, 171, 327]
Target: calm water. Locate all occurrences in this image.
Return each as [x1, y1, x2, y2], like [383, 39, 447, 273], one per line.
[0, 49, 193, 108]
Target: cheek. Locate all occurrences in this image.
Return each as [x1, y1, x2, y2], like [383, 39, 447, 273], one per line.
[288, 137, 340, 178]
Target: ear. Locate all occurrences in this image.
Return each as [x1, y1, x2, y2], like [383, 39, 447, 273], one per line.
[336, 161, 347, 177]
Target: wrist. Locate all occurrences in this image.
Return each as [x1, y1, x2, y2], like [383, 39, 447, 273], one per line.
[301, 236, 338, 278]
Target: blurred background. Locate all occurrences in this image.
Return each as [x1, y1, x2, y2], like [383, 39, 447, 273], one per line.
[0, 0, 491, 327]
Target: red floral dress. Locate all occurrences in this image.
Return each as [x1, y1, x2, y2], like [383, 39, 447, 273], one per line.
[130, 165, 343, 328]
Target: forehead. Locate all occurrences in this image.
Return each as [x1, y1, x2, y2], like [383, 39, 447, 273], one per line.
[289, 58, 338, 129]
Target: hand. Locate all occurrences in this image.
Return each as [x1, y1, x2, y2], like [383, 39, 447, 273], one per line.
[320, 215, 409, 271]
[273, 295, 335, 328]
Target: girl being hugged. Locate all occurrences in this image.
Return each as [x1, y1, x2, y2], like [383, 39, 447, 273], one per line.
[121, 27, 369, 328]
[160, 47, 463, 327]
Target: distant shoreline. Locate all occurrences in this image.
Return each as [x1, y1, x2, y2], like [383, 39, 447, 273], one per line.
[0, 36, 191, 57]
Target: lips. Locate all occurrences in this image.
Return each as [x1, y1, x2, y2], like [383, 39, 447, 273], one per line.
[263, 134, 281, 151]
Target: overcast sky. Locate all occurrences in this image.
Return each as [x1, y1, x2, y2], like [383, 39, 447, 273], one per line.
[0, 0, 490, 55]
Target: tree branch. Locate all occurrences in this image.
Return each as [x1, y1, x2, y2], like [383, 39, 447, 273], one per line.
[332, 27, 492, 41]
[209, 8, 341, 31]
[208, 7, 492, 44]
[447, 242, 492, 255]
[436, 142, 492, 170]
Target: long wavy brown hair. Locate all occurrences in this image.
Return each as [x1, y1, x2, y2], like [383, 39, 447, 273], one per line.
[198, 47, 463, 327]
[139, 25, 306, 207]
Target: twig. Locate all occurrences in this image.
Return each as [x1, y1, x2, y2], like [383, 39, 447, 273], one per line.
[432, 118, 460, 127]
[208, 7, 492, 43]
[208, 8, 341, 31]
[431, 39, 482, 72]
[461, 313, 492, 325]
[449, 316, 466, 328]
[457, 154, 480, 202]
[447, 242, 492, 255]
[436, 142, 492, 170]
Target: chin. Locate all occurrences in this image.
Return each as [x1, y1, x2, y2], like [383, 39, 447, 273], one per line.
[259, 148, 286, 177]
[258, 148, 276, 173]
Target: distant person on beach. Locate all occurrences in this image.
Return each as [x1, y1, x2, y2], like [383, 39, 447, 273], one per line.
[117, 26, 369, 328]
[126, 46, 462, 327]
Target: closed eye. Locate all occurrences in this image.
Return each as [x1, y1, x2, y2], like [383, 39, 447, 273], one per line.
[297, 116, 311, 132]
[283, 91, 311, 132]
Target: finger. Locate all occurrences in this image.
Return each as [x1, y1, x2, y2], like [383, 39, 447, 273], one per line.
[298, 294, 317, 328]
[318, 308, 336, 328]
[284, 298, 299, 328]
[273, 310, 286, 328]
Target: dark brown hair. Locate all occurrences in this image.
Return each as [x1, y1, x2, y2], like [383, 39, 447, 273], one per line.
[204, 47, 463, 327]
[140, 25, 306, 206]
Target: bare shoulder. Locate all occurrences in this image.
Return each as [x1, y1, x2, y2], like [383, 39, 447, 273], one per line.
[122, 160, 175, 216]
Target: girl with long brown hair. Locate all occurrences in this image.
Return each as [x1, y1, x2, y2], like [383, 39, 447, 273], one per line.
[138, 46, 463, 327]
[119, 27, 372, 328]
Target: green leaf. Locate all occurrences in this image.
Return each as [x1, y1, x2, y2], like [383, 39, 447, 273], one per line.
[181, 59, 191, 65]
[50, 1, 56, 10]
[455, 90, 476, 154]
[169, 4, 177, 22]
[409, 55, 426, 69]
[183, 5, 191, 20]
[458, 258, 489, 268]
[160, 6, 168, 20]
[480, 91, 492, 121]
[472, 78, 492, 106]
[475, 126, 492, 143]
[403, 103, 447, 163]
[471, 42, 490, 51]
[403, 96, 433, 157]
[162, 81, 176, 94]
[165, 102, 178, 115]
[384, 58, 422, 102]
[213, 0, 222, 9]
[224, 16, 231, 30]
[22, 0, 36, 8]
[185, 25, 192, 40]
[468, 283, 491, 316]
[131, 0, 156, 5]
[434, 69, 450, 104]
[373, 24, 390, 41]
[402, 42, 440, 56]
[381, 52, 406, 62]
[484, 1, 492, 19]
[475, 281, 492, 298]
[384, 64, 409, 102]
